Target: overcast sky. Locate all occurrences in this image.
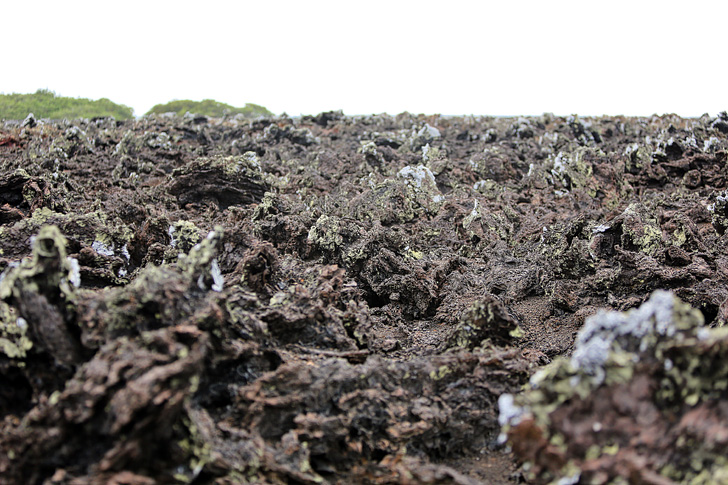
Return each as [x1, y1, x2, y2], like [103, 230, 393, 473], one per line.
[3, 1, 726, 118]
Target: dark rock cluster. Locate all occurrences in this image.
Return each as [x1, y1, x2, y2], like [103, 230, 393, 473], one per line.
[0, 110, 727, 483]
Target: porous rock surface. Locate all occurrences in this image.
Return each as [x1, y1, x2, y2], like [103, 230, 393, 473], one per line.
[1, 111, 727, 483]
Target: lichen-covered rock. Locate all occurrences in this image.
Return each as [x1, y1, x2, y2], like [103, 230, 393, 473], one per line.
[548, 148, 600, 197]
[449, 295, 523, 349]
[500, 291, 728, 484]
[227, 348, 532, 484]
[0, 325, 209, 484]
[0, 225, 82, 366]
[2, 111, 728, 483]
[409, 123, 441, 151]
[164, 155, 269, 210]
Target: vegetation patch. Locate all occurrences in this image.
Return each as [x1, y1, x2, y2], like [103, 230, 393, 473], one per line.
[146, 98, 273, 118]
[0, 89, 134, 120]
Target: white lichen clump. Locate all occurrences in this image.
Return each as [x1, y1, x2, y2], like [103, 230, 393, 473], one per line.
[418, 123, 441, 140]
[92, 240, 114, 257]
[67, 257, 81, 288]
[397, 164, 444, 204]
[210, 259, 224, 292]
[571, 290, 682, 375]
[168, 225, 177, 248]
[397, 164, 437, 189]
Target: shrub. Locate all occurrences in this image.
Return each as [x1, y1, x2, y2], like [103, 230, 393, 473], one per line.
[0, 89, 134, 120]
[146, 99, 273, 118]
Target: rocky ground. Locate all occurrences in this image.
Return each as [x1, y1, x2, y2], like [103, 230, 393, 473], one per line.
[1, 110, 727, 484]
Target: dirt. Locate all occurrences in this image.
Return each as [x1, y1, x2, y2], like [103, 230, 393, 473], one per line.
[0, 110, 727, 484]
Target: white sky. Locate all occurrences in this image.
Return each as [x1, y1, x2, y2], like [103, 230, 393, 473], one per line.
[2, 1, 727, 117]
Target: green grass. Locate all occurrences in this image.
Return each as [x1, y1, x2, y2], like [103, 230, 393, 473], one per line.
[146, 99, 273, 118]
[0, 89, 134, 120]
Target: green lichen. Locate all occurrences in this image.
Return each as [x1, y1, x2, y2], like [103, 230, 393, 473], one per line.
[624, 144, 652, 173]
[462, 200, 481, 236]
[500, 291, 728, 484]
[450, 297, 521, 349]
[175, 415, 214, 483]
[27, 207, 57, 225]
[619, 203, 663, 256]
[219, 152, 261, 178]
[0, 302, 33, 359]
[114, 131, 177, 157]
[307, 215, 343, 253]
[11, 208, 133, 260]
[462, 199, 514, 247]
[169, 220, 202, 255]
[473, 179, 501, 199]
[0, 226, 80, 360]
[549, 147, 601, 197]
[176, 226, 225, 293]
[252, 192, 280, 221]
[360, 179, 419, 224]
[349, 164, 445, 225]
[421, 144, 443, 163]
[0, 225, 79, 302]
[672, 227, 688, 247]
[404, 248, 423, 260]
[708, 191, 728, 235]
[429, 365, 452, 380]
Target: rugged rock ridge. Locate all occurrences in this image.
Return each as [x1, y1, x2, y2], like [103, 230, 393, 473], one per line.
[0, 111, 727, 483]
